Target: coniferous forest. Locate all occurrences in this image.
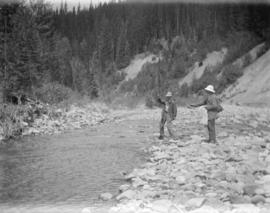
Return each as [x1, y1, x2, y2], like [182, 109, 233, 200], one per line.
[0, 0, 270, 103]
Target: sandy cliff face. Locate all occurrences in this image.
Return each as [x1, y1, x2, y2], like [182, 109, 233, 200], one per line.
[178, 48, 228, 88]
[123, 53, 161, 81]
[223, 49, 270, 106]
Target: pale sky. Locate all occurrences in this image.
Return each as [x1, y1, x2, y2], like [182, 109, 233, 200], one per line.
[1, 0, 268, 8]
[47, 0, 269, 9]
[47, 0, 112, 9]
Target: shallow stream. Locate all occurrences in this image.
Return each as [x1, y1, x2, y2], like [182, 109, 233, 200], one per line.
[0, 118, 155, 212]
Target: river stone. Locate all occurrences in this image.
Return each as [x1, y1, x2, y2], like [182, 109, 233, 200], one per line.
[260, 209, 270, 213]
[137, 190, 157, 200]
[205, 192, 218, 198]
[262, 184, 270, 197]
[261, 175, 270, 183]
[142, 184, 151, 190]
[251, 195, 266, 205]
[112, 200, 144, 213]
[132, 177, 147, 188]
[125, 171, 137, 180]
[255, 188, 265, 195]
[185, 197, 206, 210]
[99, 192, 113, 201]
[188, 206, 219, 213]
[230, 182, 244, 195]
[243, 184, 259, 196]
[119, 184, 130, 192]
[264, 166, 270, 175]
[175, 176, 186, 185]
[81, 207, 92, 213]
[219, 132, 230, 138]
[168, 205, 186, 213]
[116, 190, 136, 201]
[110, 205, 137, 213]
[150, 199, 173, 213]
[230, 194, 251, 204]
[231, 204, 260, 213]
[137, 208, 156, 213]
[108, 206, 119, 213]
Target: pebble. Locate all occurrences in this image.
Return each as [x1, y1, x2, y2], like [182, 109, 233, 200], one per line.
[99, 192, 113, 201]
[175, 176, 186, 185]
[119, 184, 130, 192]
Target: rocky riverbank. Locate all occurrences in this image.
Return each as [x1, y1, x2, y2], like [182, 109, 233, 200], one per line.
[0, 102, 113, 141]
[23, 103, 111, 136]
[105, 105, 270, 213]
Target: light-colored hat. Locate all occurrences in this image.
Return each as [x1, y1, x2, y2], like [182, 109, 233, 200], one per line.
[204, 85, 215, 93]
[166, 91, 172, 97]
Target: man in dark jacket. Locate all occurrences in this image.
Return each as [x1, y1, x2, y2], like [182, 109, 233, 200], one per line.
[190, 85, 223, 143]
[157, 92, 177, 140]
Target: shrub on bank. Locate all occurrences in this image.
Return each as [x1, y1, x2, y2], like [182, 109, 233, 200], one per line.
[179, 83, 189, 97]
[222, 64, 243, 84]
[0, 105, 27, 140]
[0, 100, 111, 141]
[35, 82, 75, 104]
[120, 79, 136, 93]
[109, 94, 141, 109]
[145, 93, 155, 109]
[223, 31, 261, 65]
[191, 67, 218, 94]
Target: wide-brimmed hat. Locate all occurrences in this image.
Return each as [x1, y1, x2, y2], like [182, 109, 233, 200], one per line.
[166, 91, 172, 97]
[204, 85, 215, 93]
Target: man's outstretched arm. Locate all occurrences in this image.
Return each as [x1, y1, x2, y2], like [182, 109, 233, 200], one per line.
[156, 98, 166, 106]
[190, 97, 207, 107]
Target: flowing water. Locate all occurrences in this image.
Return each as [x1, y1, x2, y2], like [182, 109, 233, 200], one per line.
[0, 118, 155, 213]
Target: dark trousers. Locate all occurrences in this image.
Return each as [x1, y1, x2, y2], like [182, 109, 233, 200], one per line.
[207, 119, 216, 142]
[160, 113, 175, 138]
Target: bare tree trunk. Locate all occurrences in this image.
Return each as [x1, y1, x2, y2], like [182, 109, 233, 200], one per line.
[3, 15, 8, 103]
[176, 7, 179, 35]
[214, 10, 217, 35]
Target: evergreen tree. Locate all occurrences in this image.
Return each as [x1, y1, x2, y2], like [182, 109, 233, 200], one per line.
[1, 0, 269, 100]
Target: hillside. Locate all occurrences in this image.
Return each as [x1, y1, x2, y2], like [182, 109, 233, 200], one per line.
[222, 48, 270, 106]
[217, 43, 266, 81]
[123, 53, 160, 81]
[178, 48, 228, 88]
[1, 1, 270, 103]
